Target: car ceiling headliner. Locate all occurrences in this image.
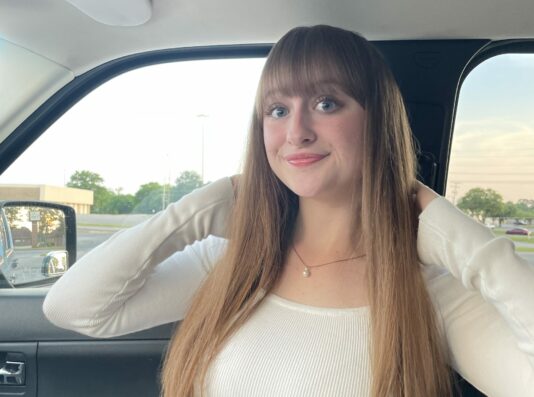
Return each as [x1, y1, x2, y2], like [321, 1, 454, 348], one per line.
[1, 0, 534, 75]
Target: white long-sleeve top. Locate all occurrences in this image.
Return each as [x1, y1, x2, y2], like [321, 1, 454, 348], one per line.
[42, 178, 534, 396]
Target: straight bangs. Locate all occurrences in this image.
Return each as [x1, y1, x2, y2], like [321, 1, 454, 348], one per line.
[256, 25, 369, 117]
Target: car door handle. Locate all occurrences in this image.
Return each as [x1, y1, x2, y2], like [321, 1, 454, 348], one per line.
[0, 360, 25, 385]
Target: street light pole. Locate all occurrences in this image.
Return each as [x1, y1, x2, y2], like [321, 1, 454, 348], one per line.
[162, 153, 171, 210]
[196, 114, 208, 183]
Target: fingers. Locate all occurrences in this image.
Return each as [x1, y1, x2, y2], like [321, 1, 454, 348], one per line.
[415, 180, 441, 212]
[230, 174, 240, 197]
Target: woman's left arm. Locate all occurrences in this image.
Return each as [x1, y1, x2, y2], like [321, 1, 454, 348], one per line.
[416, 183, 534, 396]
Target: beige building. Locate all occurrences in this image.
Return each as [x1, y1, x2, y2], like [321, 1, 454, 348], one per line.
[0, 184, 93, 214]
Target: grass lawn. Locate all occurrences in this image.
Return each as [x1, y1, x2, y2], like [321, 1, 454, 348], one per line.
[493, 229, 533, 243]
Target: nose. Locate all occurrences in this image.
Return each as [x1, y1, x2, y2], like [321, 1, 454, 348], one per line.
[286, 104, 316, 147]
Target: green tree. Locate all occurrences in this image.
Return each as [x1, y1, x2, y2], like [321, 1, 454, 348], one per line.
[517, 199, 534, 211]
[457, 187, 504, 223]
[26, 206, 64, 247]
[66, 170, 113, 214]
[516, 199, 534, 224]
[498, 201, 517, 226]
[135, 182, 162, 204]
[105, 194, 136, 214]
[66, 170, 104, 189]
[133, 182, 168, 214]
[3, 207, 23, 225]
[171, 171, 204, 202]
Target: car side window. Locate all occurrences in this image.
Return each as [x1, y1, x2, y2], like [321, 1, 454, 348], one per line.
[0, 58, 266, 287]
[447, 54, 534, 265]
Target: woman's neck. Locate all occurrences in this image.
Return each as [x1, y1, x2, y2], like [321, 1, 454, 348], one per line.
[293, 196, 363, 261]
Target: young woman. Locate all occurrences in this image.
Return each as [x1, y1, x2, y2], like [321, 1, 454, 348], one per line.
[43, 26, 534, 396]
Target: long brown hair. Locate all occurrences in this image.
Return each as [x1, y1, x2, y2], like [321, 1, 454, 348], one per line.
[161, 25, 457, 397]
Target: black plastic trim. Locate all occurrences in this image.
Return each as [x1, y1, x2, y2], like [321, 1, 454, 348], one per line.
[461, 39, 534, 83]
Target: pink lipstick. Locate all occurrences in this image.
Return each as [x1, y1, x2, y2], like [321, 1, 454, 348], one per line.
[285, 153, 328, 167]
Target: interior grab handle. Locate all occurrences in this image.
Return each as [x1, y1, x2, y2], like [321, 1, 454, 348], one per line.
[0, 360, 25, 385]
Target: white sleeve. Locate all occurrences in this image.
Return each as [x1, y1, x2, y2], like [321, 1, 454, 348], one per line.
[43, 177, 234, 338]
[418, 197, 534, 396]
[43, 236, 228, 338]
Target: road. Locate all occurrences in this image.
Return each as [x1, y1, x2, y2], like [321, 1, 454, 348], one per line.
[77, 226, 121, 259]
[5, 216, 534, 286]
[6, 224, 126, 286]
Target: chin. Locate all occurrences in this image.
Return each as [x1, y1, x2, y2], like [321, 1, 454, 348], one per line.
[283, 180, 329, 199]
[274, 170, 342, 199]
[281, 176, 354, 203]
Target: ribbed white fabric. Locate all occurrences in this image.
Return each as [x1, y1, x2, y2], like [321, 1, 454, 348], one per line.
[202, 293, 371, 396]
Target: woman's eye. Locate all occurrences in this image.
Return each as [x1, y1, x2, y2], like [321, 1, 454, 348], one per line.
[315, 97, 338, 112]
[268, 106, 289, 118]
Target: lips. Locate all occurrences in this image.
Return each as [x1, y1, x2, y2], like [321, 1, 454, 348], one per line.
[284, 152, 328, 166]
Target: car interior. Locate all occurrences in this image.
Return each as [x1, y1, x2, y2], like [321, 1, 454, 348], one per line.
[2, 0, 534, 395]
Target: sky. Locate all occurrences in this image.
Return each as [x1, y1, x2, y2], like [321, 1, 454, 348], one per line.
[448, 54, 534, 203]
[1, 54, 533, 203]
[1, 58, 265, 193]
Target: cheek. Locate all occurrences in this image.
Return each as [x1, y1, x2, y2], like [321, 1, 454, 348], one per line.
[330, 117, 360, 143]
[262, 123, 284, 158]
[334, 121, 364, 167]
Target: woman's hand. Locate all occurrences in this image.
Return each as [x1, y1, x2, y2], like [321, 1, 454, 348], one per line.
[414, 180, 440, 215]
[230, 174, 240, 197]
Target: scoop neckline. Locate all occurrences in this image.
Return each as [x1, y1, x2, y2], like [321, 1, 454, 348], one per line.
[262, 289, 370, 315]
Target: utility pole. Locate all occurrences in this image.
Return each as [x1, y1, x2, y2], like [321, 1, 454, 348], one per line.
[450, 181, 460, 205]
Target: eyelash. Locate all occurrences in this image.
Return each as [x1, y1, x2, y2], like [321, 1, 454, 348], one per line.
[264, 95, 341, 118]
[265, 104, 286, 118]
[314, 96, 339, 112]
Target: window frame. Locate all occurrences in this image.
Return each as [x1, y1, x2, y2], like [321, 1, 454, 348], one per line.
[445, 39, 534, 196]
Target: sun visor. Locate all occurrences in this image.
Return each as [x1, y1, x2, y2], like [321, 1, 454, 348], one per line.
[0, 39, 73, 145]
[64, 0, 152, 26]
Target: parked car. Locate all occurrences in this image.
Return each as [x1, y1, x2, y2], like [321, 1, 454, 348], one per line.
[2, 0, 534, 396]
[506, 228, 531, 236]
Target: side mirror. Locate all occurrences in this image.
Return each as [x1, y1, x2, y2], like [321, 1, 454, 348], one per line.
[0, 201, 76, 288]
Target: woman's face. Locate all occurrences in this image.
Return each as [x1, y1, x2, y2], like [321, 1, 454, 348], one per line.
[263, 83, 366, 203]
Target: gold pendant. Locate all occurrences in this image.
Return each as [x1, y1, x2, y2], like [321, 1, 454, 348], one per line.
[303, 266, 310, 278]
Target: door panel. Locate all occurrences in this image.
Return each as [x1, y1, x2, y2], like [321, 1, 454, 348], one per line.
[0, 289, 172, 397]
[39, 340, 167, 397]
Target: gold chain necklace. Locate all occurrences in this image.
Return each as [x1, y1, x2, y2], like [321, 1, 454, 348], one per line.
[292, 244, 366, 278]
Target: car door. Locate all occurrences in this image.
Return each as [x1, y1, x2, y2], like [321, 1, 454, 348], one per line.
[0, 47, 267, 396]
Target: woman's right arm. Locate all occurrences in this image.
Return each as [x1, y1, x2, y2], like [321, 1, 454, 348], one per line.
[418, 196, 534, 396]
[42, 177, 234, 338]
